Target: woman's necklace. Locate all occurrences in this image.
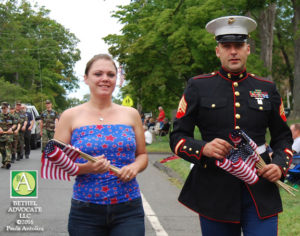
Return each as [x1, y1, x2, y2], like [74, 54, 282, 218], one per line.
[99, 116, 104, 121]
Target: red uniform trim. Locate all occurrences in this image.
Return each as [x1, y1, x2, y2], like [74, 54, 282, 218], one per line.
[175, 138, 185, 155]
[176, 139, 202, 160]
[245, 184, 281, 220]
[284, 148, 293, 157]
[218, 71, 249, 83]
[221, 66, 246, 76]
[248, 74, 273, 84]
[193, 73, 216, 80]
[232, 84, 237, 129]
[178, 200, 240, 223]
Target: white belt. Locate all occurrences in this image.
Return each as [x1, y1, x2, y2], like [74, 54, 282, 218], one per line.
[256, 144, 266, 154]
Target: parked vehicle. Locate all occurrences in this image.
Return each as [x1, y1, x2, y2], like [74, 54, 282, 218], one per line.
[26, 105, 41, 149]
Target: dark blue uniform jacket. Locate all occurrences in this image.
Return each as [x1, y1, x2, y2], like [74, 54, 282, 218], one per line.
[170, 67, 293, 222]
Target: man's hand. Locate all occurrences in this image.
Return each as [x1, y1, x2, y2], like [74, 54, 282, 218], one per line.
[257, 164, 282, 182]
[202, 138, 233, 159]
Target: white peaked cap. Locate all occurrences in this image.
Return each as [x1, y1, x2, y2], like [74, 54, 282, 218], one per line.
[206, 16, 257, 42]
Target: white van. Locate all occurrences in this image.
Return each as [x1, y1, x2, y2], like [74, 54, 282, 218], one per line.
[26, 105, 41, 149]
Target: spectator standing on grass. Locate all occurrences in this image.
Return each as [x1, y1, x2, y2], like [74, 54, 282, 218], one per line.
[157, 106, 165, 128]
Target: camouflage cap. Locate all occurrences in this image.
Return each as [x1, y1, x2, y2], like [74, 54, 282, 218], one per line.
[1, 102, 9, 107]
[16, 101, 22, 105]
[45, 100, 52, 104]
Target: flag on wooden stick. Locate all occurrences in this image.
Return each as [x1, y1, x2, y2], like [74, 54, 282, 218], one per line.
[41, 139, 121, 181]
[41, 140, 80, 181]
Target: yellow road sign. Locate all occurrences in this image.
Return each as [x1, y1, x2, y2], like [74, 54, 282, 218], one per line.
[122, 95, 133, 107]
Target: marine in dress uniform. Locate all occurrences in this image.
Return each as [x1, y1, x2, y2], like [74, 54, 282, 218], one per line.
[0, 102, 17, 169]
[40, 100, 59, 151]
[170, 16, 293, 236]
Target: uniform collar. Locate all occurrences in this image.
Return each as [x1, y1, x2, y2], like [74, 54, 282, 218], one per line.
[219, 66, 247, 81]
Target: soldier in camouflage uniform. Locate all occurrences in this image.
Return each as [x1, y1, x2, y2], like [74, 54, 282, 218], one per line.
[0, 102, 17, 169]
[15, 101, 28, 161]
[40, 100, 59, 151]
[9, 105, 20, 163]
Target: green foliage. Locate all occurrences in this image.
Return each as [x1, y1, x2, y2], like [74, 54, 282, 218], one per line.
[0, 77, 27, 104]
[104, 0, 282, 114]
[0, 0, 81, 111]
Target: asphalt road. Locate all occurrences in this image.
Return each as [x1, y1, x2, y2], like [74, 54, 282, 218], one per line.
[0, 149, 201, 236]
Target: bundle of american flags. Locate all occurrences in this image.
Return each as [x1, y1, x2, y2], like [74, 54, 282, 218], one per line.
[216, 130, 297, 196]
[216, 130, 260, 185]
[41, 140, 80, 181]
[41, 139, 121, 181]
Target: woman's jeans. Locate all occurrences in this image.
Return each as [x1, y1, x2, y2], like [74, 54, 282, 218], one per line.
[68, 197, 145, 236]
[200, 185, 278, 236]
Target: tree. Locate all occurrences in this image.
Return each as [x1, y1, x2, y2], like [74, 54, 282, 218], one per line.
[104, 0, 268, 114]
[291, 0, 300, 119]
[0, 0, 80, 111]
[258, 2, 276, 81]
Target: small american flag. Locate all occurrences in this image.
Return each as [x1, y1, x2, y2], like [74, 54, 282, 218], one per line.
[216, 130, 260, 185]
[41, 140, 80, 181]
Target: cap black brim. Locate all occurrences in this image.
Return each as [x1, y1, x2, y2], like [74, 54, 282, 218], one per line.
[216, 34, 248, 43]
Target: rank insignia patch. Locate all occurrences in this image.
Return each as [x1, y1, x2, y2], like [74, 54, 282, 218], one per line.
[279, 99, 287, 122]
[176, 95, 187, 119]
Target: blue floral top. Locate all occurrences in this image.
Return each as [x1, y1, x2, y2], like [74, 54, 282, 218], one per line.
[70, 124, 141, 205]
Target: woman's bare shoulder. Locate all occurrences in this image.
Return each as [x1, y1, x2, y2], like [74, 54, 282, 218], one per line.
[115, 104, 139, 116]
[60, 103, 87, 119]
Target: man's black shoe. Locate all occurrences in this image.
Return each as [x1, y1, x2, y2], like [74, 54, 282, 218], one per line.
[6, 163, 11, 169]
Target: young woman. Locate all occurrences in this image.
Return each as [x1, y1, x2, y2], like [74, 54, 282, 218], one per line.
[54, 54, 148, 236]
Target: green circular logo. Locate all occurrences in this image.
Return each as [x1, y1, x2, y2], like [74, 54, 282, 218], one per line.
[12, 172, 36, 196]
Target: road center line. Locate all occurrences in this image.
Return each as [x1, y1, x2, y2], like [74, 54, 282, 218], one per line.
[141, 192, 168, 236]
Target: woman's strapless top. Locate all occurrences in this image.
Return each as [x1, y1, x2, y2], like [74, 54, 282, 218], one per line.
[70, 124, 141, 205]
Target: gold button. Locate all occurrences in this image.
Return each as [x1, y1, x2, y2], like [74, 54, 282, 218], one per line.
[204, 164, 207, 168]
[287, 156, 289, 160]
[283, 167, 286, 171]
[211, 104, 216, 108]
[189, 148, 192, 151]
[259, 106, 263, 110]
[235, 126, 240, 129]
[211, 72, 215, 75]
[251, 73, 255, 77]
[235, 114, 241, 119]
[235, 91, 240, 96]
[286, 162, 289, 165]
[233, 82, 238, 87]
[196, 150, 199, 154]
[235, 102, 240, 108]
[227, 73, 231, 78]
[239, 74, 243, 78]
[183, 146, 187, 149]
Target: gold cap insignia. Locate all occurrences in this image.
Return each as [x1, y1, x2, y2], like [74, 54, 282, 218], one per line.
[228, 17, 235, 24]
